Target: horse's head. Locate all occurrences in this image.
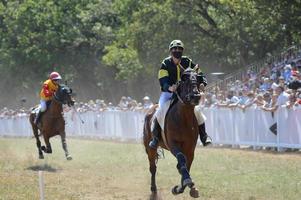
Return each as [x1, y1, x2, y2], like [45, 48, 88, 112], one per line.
[54, 84, 75, 106]
[177, 68, 202, 105]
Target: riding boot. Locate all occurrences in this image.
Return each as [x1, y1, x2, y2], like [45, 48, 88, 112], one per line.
[149, 118, 161, 149]
[198, 123, 212, 146]
[34, 111, 42, 125]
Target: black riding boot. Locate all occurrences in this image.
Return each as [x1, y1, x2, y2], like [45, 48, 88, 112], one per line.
[149, 118, 161, 149]
[34, 111, 42, 125]
[199, 123, 212, 146]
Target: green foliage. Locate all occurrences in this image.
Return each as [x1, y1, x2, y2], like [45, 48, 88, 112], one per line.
[0, 0, 116, 74]
[1, 0, 301, 106]
[103, 42, 142, 80]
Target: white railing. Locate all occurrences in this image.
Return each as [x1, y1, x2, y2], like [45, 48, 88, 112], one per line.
[0, 108, 300, 150]
[203, 107, 301, 150]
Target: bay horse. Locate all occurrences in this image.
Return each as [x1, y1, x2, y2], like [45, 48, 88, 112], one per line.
[29, 84, 75, 160]
[143, 68, 203, 198]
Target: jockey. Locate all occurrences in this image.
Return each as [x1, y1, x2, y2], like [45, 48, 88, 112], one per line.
[149, 40, 212, 149]
[34, 72, 62, 124]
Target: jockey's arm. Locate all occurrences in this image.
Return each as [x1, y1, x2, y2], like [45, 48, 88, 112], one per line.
[158, 63, 172, 92]
[42, 84, 53, 97]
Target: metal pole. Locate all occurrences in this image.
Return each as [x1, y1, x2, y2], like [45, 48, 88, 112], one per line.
[39, 171, 45, 200]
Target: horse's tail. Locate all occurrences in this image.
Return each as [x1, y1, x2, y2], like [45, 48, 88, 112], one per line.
[29, 112, 40, 138]
[142, 105, 158, 154]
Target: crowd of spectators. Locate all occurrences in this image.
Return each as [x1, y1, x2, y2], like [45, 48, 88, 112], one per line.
[0, 96, 154, 119]
[202, 49, 301, 113]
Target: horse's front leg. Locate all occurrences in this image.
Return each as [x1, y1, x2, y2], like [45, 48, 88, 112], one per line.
[186, 150, 199, 198]
[41, 135, 52, 154]
[61, 133, 72, 160]
[171, 147, 193, 195]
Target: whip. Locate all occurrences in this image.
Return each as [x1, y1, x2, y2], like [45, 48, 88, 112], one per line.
[72, 106, 85, 124]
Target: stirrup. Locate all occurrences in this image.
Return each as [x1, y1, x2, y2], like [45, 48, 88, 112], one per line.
[149, 138, 159, 149]
[202, 136, 212, 146]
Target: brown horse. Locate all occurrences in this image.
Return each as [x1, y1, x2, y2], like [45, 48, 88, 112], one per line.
[143, 68, 203, 198]
[29, 84, 74, 160]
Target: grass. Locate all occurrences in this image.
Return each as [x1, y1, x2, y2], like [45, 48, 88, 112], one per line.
[0, 137, 300, 200]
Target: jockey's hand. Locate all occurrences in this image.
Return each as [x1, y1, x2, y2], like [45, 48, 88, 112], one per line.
[168, 84, 177, 92]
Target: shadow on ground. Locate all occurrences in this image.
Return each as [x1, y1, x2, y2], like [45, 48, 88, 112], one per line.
[26, 164, 59, 172]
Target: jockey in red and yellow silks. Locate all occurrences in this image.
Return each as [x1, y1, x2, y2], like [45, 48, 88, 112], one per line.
[40, 79, 59, 101]
[34, 72, 62, 124]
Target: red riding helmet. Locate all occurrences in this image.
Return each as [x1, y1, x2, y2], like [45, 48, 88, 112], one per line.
[49, 72, 62, 81]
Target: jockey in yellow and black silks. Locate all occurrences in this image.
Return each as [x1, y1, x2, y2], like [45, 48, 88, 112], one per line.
[34, 72, 62, 124]
[149, 40, 212, 149]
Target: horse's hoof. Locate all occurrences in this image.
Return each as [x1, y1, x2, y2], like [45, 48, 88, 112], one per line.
[66, 155, 72, 160]
[182, 178, 194, 188]
[190, 187, 200, 198]
[151, 185, 157, 193]
[41, 146, 46, 152]
[39, 154, 44, 159]
[172, 185, 184, 195]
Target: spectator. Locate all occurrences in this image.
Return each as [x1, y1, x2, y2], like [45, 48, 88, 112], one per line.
[282, 64, 292, 83]
[142, 96, 153, 110]
[288, 71, 301, 90]
[261, 86, 289, 135]
[263, 92, 271, 107]
[238, 91, 255, 110]
[118, 96, 128, 110]
[277, 76, 286, 88]
[107, 102, 115, 111]
[254, 94, 266, 107]
[259, 77, 271, 91]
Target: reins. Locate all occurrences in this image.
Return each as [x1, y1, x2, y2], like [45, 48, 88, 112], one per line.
[53, 93, 65, 104]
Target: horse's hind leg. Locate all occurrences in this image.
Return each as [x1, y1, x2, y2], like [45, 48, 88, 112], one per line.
[61, 133, 72, 160]
[148, 149, 157, 193]
[33, 127, 44, 159]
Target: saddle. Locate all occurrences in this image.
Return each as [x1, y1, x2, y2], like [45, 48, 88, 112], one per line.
[31, 101, 52, 127]
[154, 94, 178, 131]
[152, 95, 179, 149]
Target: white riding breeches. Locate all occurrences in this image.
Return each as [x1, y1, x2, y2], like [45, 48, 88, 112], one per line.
[40, 100, 47, 112]
[159, 92, 173, 107]
[194, 105, 206, 125]
[155, 91, 206, 126]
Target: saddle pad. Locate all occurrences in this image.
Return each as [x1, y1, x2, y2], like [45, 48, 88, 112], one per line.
[155, 100, 171, 132]
[31, 105, 41, 114]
